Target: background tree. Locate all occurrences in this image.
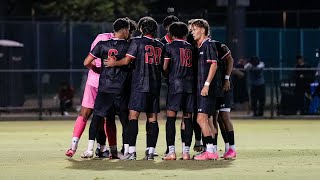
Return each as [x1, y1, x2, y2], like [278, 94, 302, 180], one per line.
[35, 0, 147, 21]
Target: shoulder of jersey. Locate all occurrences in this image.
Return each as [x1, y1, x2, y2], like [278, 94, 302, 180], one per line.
[96, 33, 113, 40]
[154, 39, 164, 46]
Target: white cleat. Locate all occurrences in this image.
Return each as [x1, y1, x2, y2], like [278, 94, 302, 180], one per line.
[81, 150, 94, 158]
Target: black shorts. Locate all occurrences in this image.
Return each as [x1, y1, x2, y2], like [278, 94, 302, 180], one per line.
[128, 91, 160, 113]
[93, 92, 129, 117]
[215, 90, 232, 112]
[197, 95, 216, 115]
[166, 93, 194, 113]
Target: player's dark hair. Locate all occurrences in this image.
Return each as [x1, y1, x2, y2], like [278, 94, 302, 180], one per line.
[125, 17, 137, 34]
[138, 16, 158, 37]
[191, 19, 210, 36]
[113, 18, 130, 32]
[163, 15, 179, 29]
[169, 22, 188, 39]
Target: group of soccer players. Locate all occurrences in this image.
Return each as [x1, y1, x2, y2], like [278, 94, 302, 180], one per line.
[65, 15, 236, 161]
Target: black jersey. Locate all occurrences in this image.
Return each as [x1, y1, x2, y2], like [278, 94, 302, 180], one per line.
[160, 34, 172, 44]
[126, 36, 164, 95]
[197, 38, 223, 97]
[90, 38, 130, 94]
[164, 39, 195, 94]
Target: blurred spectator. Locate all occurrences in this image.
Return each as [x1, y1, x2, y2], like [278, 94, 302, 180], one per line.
[232, 58, 249, 112]
[294, 55, 314, 114]
[245, 56, 265, 117]
[58, 81, 74, 116]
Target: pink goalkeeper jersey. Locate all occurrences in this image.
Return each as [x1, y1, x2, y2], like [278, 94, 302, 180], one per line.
[86, 33, 114, 88]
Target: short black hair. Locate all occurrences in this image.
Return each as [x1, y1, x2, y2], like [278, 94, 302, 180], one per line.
[138, 16, 158, 37]
[169, 22, 188, 39]
[125, 17, 137, 34]
[113, 18, 130, 32]
[191, 19, 210, 36]
[163, 15, 179, 29]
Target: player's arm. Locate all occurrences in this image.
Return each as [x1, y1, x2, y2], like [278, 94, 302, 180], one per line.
[104, 55, 133, 67]
[104, 39, 137, 67]
[83, 54, 101, 74]
[222, 45, 234, 91]
[201, 61, 218, 96]
[83, 42, 102, 73]
[163, 58, 170, 74]
[201, 44, 218, 96]
[162, 45, 170, 76]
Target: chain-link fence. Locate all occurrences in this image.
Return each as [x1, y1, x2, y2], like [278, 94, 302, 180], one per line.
[0, 68, 320, 120]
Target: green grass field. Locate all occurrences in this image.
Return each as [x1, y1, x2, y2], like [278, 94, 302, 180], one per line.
[0, 119, 320, 180]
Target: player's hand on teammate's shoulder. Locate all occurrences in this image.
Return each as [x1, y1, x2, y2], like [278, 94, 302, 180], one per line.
[104, 56, 117, 67]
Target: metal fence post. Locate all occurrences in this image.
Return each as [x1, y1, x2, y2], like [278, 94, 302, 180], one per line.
[36, 22, 42, 120]
[255, 29, 260, 57]
[69, 21, 73, 86]
[279, 30, 283, 80]
[270, 68, 275, 119]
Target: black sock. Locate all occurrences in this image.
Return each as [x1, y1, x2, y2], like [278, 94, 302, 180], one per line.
[227, 131, 235, 145]
[148, 121, 159, 148]
[145, 121, 149, 148]
[127, 120, 138, 146]
[119, 110, 129, 145]
[193, 114, 202, 141]
[202, 136, 214, 144]
[213, 133, 218, 146]
[166, 117, 176, 147]
[96, 122, 106, 146]
[89, 115, 104, 140]
[184, 117, 193, 146]
[180, 129, 185, 143]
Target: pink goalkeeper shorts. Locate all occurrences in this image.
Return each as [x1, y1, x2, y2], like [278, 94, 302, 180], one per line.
[81, 83, 98, 109]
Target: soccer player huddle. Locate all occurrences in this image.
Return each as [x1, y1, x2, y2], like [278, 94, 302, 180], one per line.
[65, 15, 236, 161]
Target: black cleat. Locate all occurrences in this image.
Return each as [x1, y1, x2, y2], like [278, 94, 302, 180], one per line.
[144, 153, 154, 160]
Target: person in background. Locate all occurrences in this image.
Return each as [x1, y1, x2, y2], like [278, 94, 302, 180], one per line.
[294, 55, 314, 115]
[58, 81, 74, 116]
[232, 58, 249, 112]
[245, 56, 265, 117]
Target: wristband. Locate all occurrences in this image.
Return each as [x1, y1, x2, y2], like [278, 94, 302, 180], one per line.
[225, 75, 230, 80]
[204, 81, 210, 86]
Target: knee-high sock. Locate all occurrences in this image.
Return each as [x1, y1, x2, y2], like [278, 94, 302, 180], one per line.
[127, 120, 138, 146]
[147, 121, 159, 148]
[119, 110, 129, 145]
[96, 123, 106, 146]
[72, 116, 88, 138]
[166, 117, 176, 147]
[184, 117, 193, 147]
[193, 113, 202, 141]
[89, 115, 104, 141]
[105, 116, 117, 146]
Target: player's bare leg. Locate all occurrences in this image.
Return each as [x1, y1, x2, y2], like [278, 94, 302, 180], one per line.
[194, 113, 218, 160]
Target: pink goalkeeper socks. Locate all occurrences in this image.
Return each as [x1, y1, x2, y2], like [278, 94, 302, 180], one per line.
[72, 116, 88, 138]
